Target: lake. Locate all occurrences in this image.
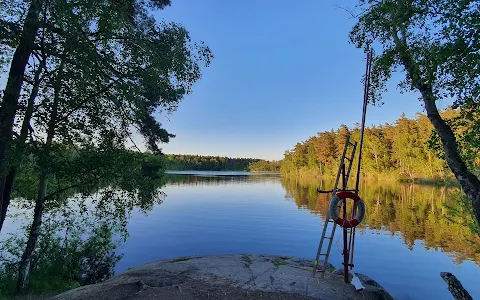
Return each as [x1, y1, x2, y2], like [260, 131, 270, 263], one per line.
[116, 172, 480, 300]
[4, 171, 480, 299]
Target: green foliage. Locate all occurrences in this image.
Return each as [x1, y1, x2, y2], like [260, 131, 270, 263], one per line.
[247, 160, 281, 172]
[281, 110, 479, 179]
[0, 217, 122, 296]
[444, 194, 480, 236]
[164, 154, 278, 171]
[349, 0, 480, 105]
[0, 0, 212, 292]
[12, 146, 166, 224]
[0, 145, 167, 296]
[1, 0, 213, 154]
[171, 257, 193, 263]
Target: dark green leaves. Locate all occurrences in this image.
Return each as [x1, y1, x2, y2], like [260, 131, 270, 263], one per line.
[350, 0, 480, 107]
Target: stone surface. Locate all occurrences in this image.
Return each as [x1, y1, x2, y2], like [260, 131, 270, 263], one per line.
[52, 254, 393, 300]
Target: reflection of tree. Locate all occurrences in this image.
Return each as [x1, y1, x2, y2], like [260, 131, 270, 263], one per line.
[281, 176, 480, 265]
[0, 169, 167, 295]
[164, 174, 280, 187]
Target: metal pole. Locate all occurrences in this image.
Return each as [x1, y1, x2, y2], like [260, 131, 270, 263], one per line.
[349, 50, 372, 276]
[355, 49, 372, 192]
[342, 162, 349, 283]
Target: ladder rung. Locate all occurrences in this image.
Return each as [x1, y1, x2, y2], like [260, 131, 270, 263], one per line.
[345, 156, 352, 161]
[323, 236, 333, 239]
[318, 253, 329, 256]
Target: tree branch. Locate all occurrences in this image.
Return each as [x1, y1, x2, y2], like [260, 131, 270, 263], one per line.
[43, 176, 101, 202]
[56, 81, 116, 124]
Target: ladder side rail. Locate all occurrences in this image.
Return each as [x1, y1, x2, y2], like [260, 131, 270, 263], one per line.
[344, 143, 357, 186]
[312, 136, 353, 277]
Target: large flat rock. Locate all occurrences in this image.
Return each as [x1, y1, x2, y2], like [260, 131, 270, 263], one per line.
[52, 254, 393, 300]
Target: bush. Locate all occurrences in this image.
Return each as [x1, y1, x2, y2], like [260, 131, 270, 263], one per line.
[0, 219, 122, 296]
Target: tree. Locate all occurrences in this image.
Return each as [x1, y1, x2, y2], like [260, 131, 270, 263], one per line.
[334, 124, 351, 159]
[0, 0, 213, 290]
[392, 113, 423, 178]
[314, 131, 336, 175]
[280, 109, 474, 180]
[349, 0, 480, 224]
[0, 0, 188, 231]
[363, 126, 391, 176]
[0, 0, 44, 229]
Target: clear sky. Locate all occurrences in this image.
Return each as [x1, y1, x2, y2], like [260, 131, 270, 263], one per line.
[153, 0, 430, 160]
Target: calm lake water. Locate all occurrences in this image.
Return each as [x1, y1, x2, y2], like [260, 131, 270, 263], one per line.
[4, 171, 480, 299]
[115, 172, 480, 300]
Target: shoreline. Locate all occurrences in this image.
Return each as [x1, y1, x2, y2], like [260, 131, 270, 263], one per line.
[165, 170, 460, 186]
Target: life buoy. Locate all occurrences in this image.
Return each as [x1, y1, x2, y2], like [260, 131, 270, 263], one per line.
[328, 191, 365, 228]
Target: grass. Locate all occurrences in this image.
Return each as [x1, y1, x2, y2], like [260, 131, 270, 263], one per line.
[171, 257, 193, 263]
[398, 177, 459, 186]
[274, 261, 289, 267]
[273, 256, 292, 268]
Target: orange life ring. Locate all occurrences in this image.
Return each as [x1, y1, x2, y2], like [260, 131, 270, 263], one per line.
[328, 191, 365, 228]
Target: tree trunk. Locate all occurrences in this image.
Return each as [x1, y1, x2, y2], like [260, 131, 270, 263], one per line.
[0, 58, 45, 232]
[0, 170, 15, 230]
[392, 28, 480, 225]
[0, 0, 42, 226]
[17, 172, 47, 290]
[17, 60, 63, 291]
[422, 98, 480, 224]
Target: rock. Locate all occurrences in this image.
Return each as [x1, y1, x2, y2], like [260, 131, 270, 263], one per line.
[52, 254, 394, 300]
[331, 268, 393, 300]
[356, 274, 394, 300]
[332, 267, 353, 282]
[440, 272, 473, 300]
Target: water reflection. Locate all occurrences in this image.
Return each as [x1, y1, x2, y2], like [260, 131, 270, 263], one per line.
[118, 173, 480, 299]
[163, 173, 480, 265]
[164, 173, 280, 186]
[0, 172, 167, 295]
[280, 176, 480, 265]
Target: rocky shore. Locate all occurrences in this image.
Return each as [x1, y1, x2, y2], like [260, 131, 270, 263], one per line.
[52, 254, 393, 300]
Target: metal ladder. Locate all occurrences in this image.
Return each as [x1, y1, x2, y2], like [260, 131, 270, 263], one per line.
[312, 135, 357, 277]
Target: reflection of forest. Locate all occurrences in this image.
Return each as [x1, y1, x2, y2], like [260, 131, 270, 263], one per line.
[164, 174, 280, 186]
[280, 176, 480, 265]
[164, 174, 480, 265]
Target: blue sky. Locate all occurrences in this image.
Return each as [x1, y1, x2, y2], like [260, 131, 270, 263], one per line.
[154, 0, 430, 160]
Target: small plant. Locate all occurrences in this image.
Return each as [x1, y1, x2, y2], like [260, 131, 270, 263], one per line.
[171, 257, 192, 263]
[273, 257, 290, 268]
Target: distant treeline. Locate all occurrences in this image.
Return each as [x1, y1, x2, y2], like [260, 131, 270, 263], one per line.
[281, 109, 480, 180]
[164, 154, 280, 171]
[163, 109, 480, 178]
[247, 160, 282, 172]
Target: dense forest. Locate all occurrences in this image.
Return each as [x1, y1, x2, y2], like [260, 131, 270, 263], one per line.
[247, 160, 282, 172]
[164, 154, 280, 172]
[281, 110, 480, 180]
